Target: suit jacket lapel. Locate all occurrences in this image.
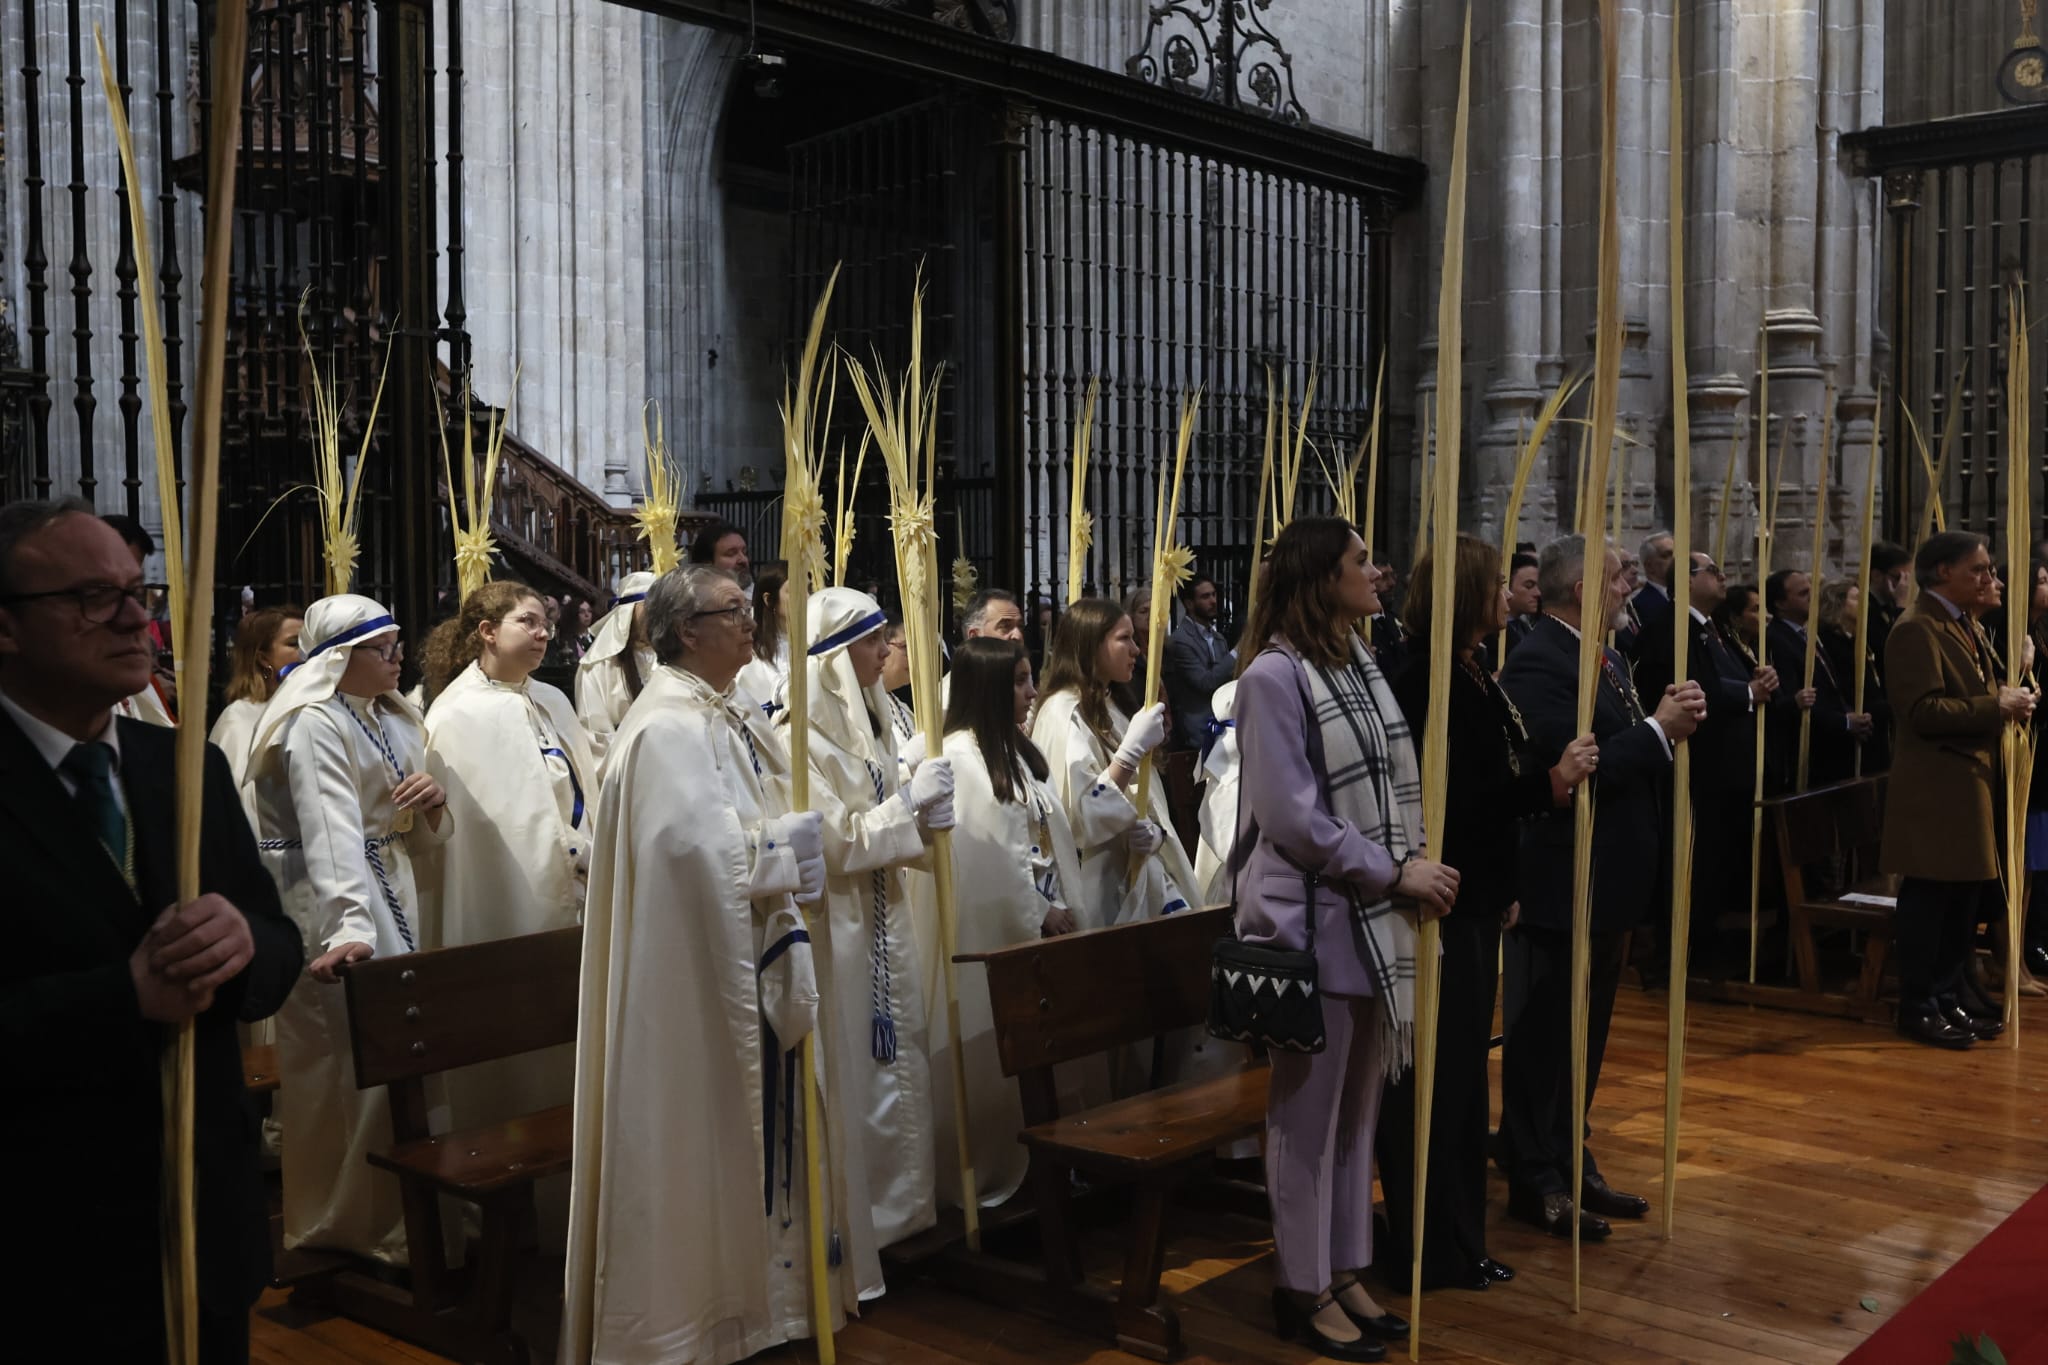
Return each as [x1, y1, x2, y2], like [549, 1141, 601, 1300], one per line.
[0, 708, 147, 949]
[120, 718, 179, 923]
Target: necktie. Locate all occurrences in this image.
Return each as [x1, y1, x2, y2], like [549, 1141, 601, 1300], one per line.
[61, 741, 129, 874]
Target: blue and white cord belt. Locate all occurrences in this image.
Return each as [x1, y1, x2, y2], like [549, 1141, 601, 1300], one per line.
[862, 758, 898, 1064]
[258, 830, 417, 951]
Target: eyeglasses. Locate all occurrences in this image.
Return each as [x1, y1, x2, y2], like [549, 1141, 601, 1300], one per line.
[362, 638, 405, 662]
[691, 603, 755, 624]
[0, 582, 149, 624]
[1690, 564, 1725, 578]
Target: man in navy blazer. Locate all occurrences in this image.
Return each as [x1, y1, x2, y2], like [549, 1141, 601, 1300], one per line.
[1497, 535, 1704, 1242]
[0, 500, 301, 1363]
[1163, 575, 1237, 750]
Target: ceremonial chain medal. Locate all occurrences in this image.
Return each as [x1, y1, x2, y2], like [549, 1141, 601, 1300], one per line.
[1459, 654, 1528, 778]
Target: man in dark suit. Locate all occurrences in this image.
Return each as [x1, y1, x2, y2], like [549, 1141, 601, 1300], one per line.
[1631, 530, 1676, 627]
[1498, 535, 1704, 1240]
[1162, 575, 1235, 749]
[1765, 568, 1871, 788]
[1866, 540, 1912, 669]
[1634, 553, 1780, 974]
[1882, 531, 2035, 1048]
[0, 499, 302, 1363]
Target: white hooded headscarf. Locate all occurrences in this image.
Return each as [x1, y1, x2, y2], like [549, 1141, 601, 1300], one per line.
[580, 571, 657, 667]
[247, 593, 415, 774]
[794, 587, 896, 766]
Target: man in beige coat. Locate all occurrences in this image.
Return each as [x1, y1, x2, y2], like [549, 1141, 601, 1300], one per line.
[1881, 531, 2036, 1048]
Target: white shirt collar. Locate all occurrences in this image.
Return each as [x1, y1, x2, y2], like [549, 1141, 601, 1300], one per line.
[0, 684, 121, 774]
[1689, 606, 1709, 625]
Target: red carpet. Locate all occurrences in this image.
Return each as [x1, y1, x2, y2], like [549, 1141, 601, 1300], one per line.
[1840, 1183, 2048, 1363]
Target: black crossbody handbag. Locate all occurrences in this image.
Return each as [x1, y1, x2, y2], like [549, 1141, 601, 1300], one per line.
[1207, 654, 1331, 1055]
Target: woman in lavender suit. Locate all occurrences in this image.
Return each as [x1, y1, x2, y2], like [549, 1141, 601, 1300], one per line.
[1232, 517, 1460, 1363]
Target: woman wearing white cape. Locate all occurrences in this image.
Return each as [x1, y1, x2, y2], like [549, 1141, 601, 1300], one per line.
[246, 594, 450, 1263]
[210, 604, 303, 825]
[574, 570, 656, 775]
[779, 586, 955, 1252]
[561, 565, 868, 1365]
[1193, 678, 1240, 905]
[1031, 596, 1235, 1091]
[420, 582, 598, 1240]
[933, 638, 1091, 1208]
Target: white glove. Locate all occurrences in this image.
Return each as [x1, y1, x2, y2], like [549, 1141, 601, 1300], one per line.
[765, 809, 823, 865]
[922, 794, 956, 831]
[901, 756, 955, 818]
[1113, 702, 1169, 769]
[794, 848, 827, 903]
[1127, 819, 1165, 857]
[898, 732, 928, 772]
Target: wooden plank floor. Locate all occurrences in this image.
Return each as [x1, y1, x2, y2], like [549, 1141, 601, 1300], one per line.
[253, 989, 2048, 1364]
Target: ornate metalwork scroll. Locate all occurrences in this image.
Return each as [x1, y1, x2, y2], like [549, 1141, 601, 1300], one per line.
[1125, 0, 1307, 127]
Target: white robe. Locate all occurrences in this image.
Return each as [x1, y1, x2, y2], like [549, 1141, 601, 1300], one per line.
[1193, 680, 1241, 905]
[801, 713, 939, 1252]
[561, 665, 874, 1365]
[737, 654, 788, 720]
[118, 682, 174, 726]
[930, 733, 1091, 1208]
[211, 696, 280, 1074]
[574, 646, 657, 779]
[251, 692, 450, 1264]
[1029, 689, 1233, 1093]
[423, 663, 597, 1240]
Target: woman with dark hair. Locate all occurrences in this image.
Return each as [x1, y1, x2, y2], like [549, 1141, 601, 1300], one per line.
[1232, 515, 1459, 1361]
[1817, 578, 1892, 773]
[737, 560, 791, 715]
[1716, 583, 1763, 667]
[934, 637, 1089, 1208]
[210, 602, 305, 820]
[575, 570, 657, 777]
[1031, 596, 1192, 931]
[1376, 534, 1597, 1294]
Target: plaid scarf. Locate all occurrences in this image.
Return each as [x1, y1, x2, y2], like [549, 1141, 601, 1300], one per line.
[1299, 636, 1425, 1076]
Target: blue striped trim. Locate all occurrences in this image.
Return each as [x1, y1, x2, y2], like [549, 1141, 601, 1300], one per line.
[807, 610, 887, 656]
[608, 590, 647, 608]
[758, 927, 810, 973]
[276, 614, 396, 679]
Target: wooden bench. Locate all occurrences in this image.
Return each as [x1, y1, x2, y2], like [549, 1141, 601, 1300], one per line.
[956, 905, 1264, 1361]
[330, 926, 581, 1365]
[1712, 776, 1894, 1021]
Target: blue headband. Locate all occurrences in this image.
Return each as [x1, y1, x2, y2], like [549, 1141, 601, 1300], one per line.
[808, 610, 888, 657]
[609, 591, 647, 608]
[276, 613, 396, 679]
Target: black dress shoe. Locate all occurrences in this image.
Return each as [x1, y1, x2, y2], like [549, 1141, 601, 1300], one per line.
[1508, 1188, 1611, 1241]
[1580, 1172, 1649, 1220]
[1474, 1257, 1516, 1283]
[1270, 1289, 1386, 1362]
[1939, 997, 2005, 1039]
[1330, 1283, 1410, 1341]
[2025, 942, 2048, 976]
[1897, 1006, 1975, 1050]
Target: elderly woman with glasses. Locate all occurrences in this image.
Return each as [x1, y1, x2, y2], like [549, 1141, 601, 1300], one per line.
[245, 594, 450, 1267]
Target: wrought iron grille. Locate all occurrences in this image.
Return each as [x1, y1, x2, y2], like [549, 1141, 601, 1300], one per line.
[1015, 110, 1389, 622]
[1852, 107, 2048, 546]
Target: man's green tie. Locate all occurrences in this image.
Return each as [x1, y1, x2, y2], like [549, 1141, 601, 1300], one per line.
[61, 741, 129, 872]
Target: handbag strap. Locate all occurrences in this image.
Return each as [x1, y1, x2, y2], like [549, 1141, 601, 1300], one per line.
[1228, 647, 1331, 952]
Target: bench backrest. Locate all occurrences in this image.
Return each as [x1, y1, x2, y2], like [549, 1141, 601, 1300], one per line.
[974, 906, 1228, 1082]
[342, 927, 582, 1091]
[1764, 774, 1886, 903]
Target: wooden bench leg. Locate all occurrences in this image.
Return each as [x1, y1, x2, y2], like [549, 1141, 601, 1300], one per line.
[396, 1176, 454, 1312]
[1860, 927, 1893, 1022]
[467, 1191, 530, 1360]
[1789, 908, 1822, 997]
[1030, 1156, 1081, 1290]
[1113, 1183, 1181, 1362]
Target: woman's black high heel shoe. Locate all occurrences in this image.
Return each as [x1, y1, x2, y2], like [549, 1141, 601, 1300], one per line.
[1270, 1288, 1388, 1362]
[1330, 1275, 1412, 1340]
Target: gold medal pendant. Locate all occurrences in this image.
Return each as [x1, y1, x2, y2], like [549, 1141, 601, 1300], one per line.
[392, 806, 415, 836]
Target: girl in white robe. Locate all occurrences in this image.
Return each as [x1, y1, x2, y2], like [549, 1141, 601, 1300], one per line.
[932, 638, 1090, 1208]
[736, 560, 792, 718]
[573, 570, 657, 776]
[247, 594, 451, 1264]
[421, 582, 599, 1241]
[563, 564, 871, 1365]
[1193, 678, 1241, 905]
[210, 603, 304, 827]
[1031, 596, 1233, 1091]
[779, 587, 956, 1254]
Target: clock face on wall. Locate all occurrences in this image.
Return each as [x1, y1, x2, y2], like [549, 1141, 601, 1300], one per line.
[2002, 44, 2048, 103]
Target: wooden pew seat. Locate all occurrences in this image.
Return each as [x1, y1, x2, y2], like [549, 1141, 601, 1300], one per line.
[369, 1104, 573, 1198]
[1020, 1066, 1268, 1175]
